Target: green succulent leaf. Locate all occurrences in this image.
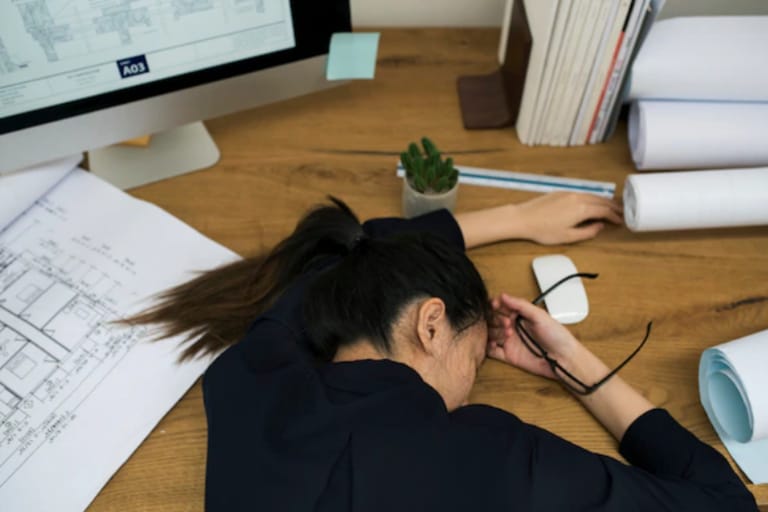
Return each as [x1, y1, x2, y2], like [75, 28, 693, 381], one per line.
[424, 161, 433, 186]
[422, 137, 439, 158]
[408, 142, 421, 162]
[413, 156, 424, 176]
[430, 153, 440, 170]
[433, 157, 443, 186]
[413, 174, 427, 193]
[400, 151, 411, 170]
[435, 176, 449, 192]
[438, 161, 449, 179]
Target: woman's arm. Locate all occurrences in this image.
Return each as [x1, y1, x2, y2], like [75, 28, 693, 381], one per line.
[363, 192, 621, 252]
[487, 294, 756, 510]
[454, 192, 622, 249]
[560, 342, 655, 440]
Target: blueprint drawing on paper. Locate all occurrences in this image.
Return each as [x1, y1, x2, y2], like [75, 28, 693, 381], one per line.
[0, 169, 236, 511]
[0, 223, 143, 486]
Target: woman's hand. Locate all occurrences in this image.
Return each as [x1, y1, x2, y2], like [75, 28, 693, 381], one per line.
[487, 294, 582, 379]
[512, 192, 623, 245]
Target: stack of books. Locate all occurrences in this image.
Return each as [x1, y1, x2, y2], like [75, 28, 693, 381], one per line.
[515, 0, 661, 146]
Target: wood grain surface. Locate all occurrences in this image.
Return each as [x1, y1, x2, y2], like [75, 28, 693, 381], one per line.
[87, 28, 768, 511]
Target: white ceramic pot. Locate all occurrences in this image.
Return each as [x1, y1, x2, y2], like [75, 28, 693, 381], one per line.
[401, 177, 459, 218]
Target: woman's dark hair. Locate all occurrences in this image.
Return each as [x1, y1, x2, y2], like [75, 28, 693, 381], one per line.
[305, 231, 491, 360]
[125, 197, 491, 361]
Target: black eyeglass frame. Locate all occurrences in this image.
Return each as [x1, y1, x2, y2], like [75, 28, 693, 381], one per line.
[514, 273, 653, 396]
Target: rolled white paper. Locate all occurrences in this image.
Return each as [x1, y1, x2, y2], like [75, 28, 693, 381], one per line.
[700, 329, 768, 483]
[629, 101, 768, 171]
[629, 16, 768, 102]
[623, 168, 768, 232]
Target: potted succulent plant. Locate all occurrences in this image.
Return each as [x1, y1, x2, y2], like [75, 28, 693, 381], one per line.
[400, 137, 460, 218]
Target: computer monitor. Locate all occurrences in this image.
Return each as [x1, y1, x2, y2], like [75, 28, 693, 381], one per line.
[0, 0, 351, 188]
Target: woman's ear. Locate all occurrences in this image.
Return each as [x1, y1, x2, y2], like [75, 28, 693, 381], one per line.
[415, 298, 447, 355]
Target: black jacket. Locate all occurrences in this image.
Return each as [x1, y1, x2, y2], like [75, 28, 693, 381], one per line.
[202, 210, 756, 511]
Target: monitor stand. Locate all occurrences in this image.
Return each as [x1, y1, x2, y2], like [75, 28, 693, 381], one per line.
[88, 122, 220, 190]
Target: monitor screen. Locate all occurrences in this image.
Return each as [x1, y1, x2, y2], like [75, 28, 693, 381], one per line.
[0, 0, 350, 135]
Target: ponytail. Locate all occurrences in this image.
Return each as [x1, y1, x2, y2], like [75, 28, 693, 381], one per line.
[124, 197, 364, 360]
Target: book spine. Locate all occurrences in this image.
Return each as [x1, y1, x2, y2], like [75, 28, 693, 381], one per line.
[584, 32, 625, 144]
[589, 0, 649, 143]
[530, 0, 574, 145]
[572, 0, 632, 146]
[558, 0, 615, 146]
[514, 0, 562, 145]
[541, 0, 591, 145]
[599, 0, 657, 141]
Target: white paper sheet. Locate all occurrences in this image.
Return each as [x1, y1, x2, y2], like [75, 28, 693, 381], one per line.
[629, 101, 768, 170]
[0, 155, 81, 232]
[623, 167, 768, 231]
[0, 169, 238, 511]
[628, 16, 768, 101]
[700, 329, 768, 484]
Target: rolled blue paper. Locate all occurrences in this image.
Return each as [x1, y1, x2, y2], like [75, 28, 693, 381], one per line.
[699, 329, 768, 484]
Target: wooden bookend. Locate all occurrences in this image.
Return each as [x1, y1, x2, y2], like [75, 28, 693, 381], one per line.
[457, 0, 532, 129]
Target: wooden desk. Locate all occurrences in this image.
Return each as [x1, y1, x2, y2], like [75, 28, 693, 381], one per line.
[89, 28, 768, 511]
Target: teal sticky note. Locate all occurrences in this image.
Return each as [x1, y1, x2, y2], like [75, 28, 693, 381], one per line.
[326, 32, 380, 81]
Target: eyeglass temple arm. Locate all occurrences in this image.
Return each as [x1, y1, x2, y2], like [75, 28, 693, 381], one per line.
[532, 272, 599, 306]
[581, 321, 654, 394]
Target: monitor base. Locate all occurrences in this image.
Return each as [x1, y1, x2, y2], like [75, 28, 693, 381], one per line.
[88, 122, 220, 190]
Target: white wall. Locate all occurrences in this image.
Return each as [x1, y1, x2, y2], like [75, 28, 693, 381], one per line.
[351, 0, 505, 27]
[351, 0, 768, 27]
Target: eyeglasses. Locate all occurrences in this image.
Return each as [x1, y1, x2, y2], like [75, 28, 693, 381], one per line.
[514, 272, 652, 396]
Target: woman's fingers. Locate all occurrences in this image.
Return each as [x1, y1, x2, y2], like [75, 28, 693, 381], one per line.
[583, 193, 622, 212]
[491, 294, 513, 313]
[498, 294, 542, 319]
[558, 198, 622, 243]
[488, 325, 510, 340]
[567, 222, 605, 243]
[486, 340, 507, 360]
[488, 317, 515, 343]
[580, 201, 623, 226]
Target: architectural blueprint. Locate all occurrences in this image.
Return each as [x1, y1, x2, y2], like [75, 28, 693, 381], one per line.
[0, 168, 236, 511]
[0, 0, 293, 117]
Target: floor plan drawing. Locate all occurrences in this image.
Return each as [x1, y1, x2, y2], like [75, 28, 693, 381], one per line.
[0, 237, 141, 486]
[0, 168, 235, 512]
[92, 0, 152, 45]
[16, 0, 74, 62]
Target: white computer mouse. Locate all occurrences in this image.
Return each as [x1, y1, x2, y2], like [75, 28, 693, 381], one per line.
[531, 255, 590, 324]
